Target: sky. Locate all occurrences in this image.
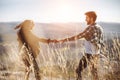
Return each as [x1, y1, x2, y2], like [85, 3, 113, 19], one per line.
[0, 0, 120, 23]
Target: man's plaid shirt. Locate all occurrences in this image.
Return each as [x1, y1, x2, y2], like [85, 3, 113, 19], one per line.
[79, 24, 104, 45]
[64, 23, 104, 49]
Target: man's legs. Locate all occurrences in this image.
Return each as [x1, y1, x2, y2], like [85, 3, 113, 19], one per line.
[76, 54, 99, 80]
[76, 54, 88, 80]
[90, 55, 99, 80]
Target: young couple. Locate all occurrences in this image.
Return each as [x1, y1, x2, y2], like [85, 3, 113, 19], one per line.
[15, 11, 104, 80]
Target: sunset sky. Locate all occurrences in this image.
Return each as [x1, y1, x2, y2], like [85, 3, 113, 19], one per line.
[0, 0, 120, 23]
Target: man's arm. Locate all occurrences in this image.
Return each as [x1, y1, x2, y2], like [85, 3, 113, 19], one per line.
[58, 27, 90, 43]
[44, 27, 91, 43]
[59, 33, 83, 42]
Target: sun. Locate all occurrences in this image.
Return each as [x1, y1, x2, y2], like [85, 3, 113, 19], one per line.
[53, 4, 77, 22]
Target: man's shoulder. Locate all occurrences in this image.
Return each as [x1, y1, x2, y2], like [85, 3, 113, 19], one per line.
[95, 24, 102, 28]
[95, 24, 103, 31]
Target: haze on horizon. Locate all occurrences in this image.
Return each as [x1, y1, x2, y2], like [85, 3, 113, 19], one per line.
[0, 0, 120, 23]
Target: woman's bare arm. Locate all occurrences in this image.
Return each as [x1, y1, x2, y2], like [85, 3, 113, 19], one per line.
[39, 38, 49, 43]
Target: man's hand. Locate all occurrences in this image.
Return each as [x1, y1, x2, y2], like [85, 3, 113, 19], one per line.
[58, 39, 66, 43]
[51, 39, 58, 43]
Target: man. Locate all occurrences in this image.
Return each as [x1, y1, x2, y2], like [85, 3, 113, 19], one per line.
[56, 11, 104, 80]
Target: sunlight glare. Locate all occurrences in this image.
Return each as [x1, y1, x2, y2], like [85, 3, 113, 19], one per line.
[54, 4, 77, 22]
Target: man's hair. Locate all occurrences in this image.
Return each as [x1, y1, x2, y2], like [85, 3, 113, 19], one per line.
[85, 11, 97, 22]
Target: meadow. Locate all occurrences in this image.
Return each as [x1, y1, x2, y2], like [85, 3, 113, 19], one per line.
[0, 32, 120, 80]
[0, 22, 120, 80]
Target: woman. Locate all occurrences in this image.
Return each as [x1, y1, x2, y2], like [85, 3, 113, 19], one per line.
[15, 20, 51, 80]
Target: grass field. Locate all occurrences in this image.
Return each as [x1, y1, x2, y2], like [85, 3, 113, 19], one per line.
[0, 32, 120, 80]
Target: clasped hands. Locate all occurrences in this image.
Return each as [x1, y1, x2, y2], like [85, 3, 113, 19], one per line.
[48, 39, 66, 44]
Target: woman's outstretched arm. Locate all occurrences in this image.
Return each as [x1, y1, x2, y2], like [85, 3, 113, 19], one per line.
[39, 38, 49, 43]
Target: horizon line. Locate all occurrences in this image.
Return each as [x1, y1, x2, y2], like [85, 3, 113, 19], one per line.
[0, 21, 120, 24]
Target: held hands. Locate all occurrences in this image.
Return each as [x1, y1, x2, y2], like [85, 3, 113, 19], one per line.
[58, 39, 66, 43]
[47, 39, 58, 44]
[47, 39, 66, 44]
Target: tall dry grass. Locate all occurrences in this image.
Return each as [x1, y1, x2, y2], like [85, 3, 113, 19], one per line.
[0, 32, 120, 80]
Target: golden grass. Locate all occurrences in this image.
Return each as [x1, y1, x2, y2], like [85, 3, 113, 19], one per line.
[0, 32, 120, 80]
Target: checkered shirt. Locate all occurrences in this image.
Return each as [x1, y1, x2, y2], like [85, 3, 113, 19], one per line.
[65, 23, 104, 49]
[77, 24, 104, 49]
